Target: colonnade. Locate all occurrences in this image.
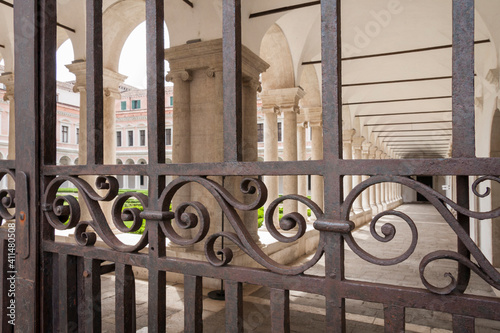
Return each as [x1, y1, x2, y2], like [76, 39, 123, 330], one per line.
[260, 87, 403, 226]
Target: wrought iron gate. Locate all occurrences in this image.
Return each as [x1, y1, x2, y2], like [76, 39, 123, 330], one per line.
[3, 0, 500, 332]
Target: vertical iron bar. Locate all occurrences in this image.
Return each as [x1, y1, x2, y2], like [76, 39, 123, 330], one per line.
[452, 314, 475, 332]
[59, 254, 78, 332]
[83, 258, 101, 332]
[39, 0, 58, 330]
[146, 1, 167, 332]
[270, 289, 290, 333]
[184, 275, 203, 333]
[452, 0, 475, 158]
[115, 263, 136, 333]
[321, 0, 345, 331]
[383, 305, 405, 333]
[455, 176, 471, 292]
[225, 281, 243, 332]
[14, 0, 41, 330]
[86, 0, 104, 165]
[40, 0, 57, 166]
[222, 0, 243, 162]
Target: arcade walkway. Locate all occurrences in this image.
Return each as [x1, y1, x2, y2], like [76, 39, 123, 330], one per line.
[99, 204, 500, 332]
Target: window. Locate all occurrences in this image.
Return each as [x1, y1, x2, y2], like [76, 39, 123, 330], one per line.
[121, 101, 127, 110]
[165, 128, 172, 146]
[128, 130, 134, 146]
[76, 128, 79, 144]
[62, 125, 69, 143]
[140, 130, 146, 146]
[170, 96, 173, 106]
[132, 100, 141, 109]
[277, 122, 282, 142]
[117, 131, 122, 147]
[257, 123, 264, 143]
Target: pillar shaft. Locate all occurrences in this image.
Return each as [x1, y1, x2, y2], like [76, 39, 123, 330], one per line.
[297, 122, 308, 219]
[361, 142, 372, 213]
[351, 137, 365, 213]
[311, 124, 324, 210]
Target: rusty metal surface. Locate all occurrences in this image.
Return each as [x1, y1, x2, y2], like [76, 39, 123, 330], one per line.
[7, 0, 500, 332]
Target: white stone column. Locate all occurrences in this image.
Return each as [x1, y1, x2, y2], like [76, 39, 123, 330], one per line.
[166, 70, 193, 242]
[67, 62, 126, 231]
[0, 74, 14, 160]
[369, 146, 378, 214]
[311, 122, 324, 211]
[381, 153, 388, 209]
[375, 149, 384, 212]
[261, 99, 279, 224]
[342, 129, 355, 203]
[297, 121, 308, 219]
[361, 142, 372, 218]
[351, 137, 365, 214]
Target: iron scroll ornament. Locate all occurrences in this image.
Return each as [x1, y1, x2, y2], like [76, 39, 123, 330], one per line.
[43, 175, 326, 274]
[157, 176, 326, 275]
[342, 175, 500, 295]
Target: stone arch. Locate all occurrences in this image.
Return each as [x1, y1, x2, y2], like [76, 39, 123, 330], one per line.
[59, 156, 71, 166]
[103, 0, 147, 71]
[260, 24, 295, 91]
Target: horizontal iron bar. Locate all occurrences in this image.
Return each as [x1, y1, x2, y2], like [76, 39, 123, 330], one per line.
[302, 39, 490, 65]
[365, 120, 452, 127]
[0, 160, 15, 169]
[43, 241, 500, 321]
[182, 0, 194, 8]
[356, 110, 451, 118]
[0, 44, 4, 48]
[41, 158, 500, 176]
[0, 0, 76, 33]
[343, 95, 451, 106]
[343, 75, 452, 88]
[249, 1, 320, 18]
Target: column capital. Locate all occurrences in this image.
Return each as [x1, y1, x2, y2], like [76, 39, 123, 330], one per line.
[243, 77, 262, 92]
[342, 129, 356, 142]
[309, 121, 322, 128]
[369, 146, 378, 158]
[352, 136, 365, 148]
[375, 149, 383, 159]
[362, 141, 372, 154]
[260, 86, 305, 115]
[165, 39, 269, 82]
[297, 121, 309, 129]
[166, 69, 193, 83]
[262, 106, 280, 114]
[66, 60, 127, 97]
[0, 73, 14, 101]
[381, 153, 388, 159]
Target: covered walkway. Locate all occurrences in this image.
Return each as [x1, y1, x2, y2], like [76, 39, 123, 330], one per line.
[99, 204, 500, 332]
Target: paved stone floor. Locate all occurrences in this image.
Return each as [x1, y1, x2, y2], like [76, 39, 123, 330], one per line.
[100, 204, 500, 332]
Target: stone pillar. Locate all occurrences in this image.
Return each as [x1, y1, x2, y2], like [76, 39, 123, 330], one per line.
[0, 74, 15, 190]
[311, 122, 324, 211]
[351, 137, 365, 214]
[361, 142, 372, 217]
[165, 39, 269, 248]
[381, 153, 388, 209]
[342, 129, 355, 203]
[261, 103, 279, 224]
[297, 121, 308, 219]
[282, 88, 305, 216]
[166, 70, 193, 242]
[67, 62, 127, 231]
[369, 146, 378, 214]
[375, 149, 384, 212]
